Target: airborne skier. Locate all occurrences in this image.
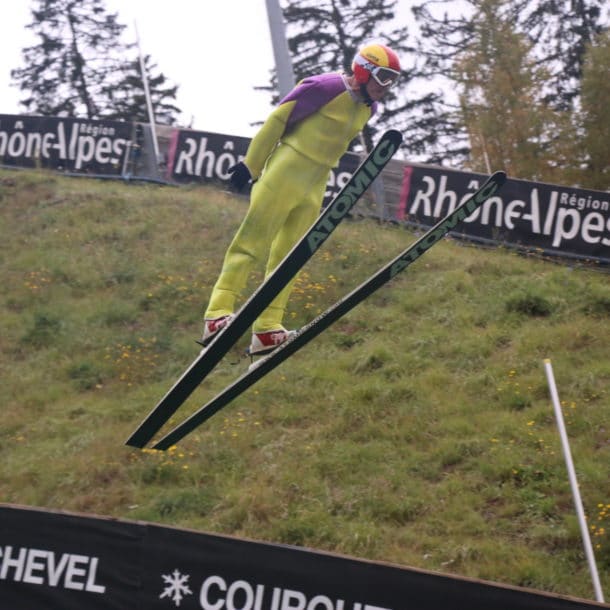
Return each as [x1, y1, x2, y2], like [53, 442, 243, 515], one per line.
[202, 43, 402, 356]
[126, 44, 404, 449]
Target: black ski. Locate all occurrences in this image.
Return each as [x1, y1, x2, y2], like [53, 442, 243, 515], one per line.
[152, 171, 507, 450]
[126, 130, 403, 448]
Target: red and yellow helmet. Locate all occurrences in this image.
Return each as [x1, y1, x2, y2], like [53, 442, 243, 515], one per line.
[352, 43, 401, 87]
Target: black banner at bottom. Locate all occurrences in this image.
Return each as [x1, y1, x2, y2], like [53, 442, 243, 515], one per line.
[0, 504, 606, 610]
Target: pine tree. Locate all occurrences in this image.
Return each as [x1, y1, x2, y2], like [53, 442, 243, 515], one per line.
[11, 0, 181, 123]
[518, 0, 606, 111]
[412, 0, 607, 166]
[579, 29, 610, 190]
[102, 55, 181, 125]
[453, 0, 563, 180]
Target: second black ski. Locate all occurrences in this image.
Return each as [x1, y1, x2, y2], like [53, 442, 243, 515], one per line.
[152, 170, 507, 450]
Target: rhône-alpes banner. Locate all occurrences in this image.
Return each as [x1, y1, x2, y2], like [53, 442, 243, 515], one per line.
[0, 114, 132, 174]
[398, 164, 609, 264]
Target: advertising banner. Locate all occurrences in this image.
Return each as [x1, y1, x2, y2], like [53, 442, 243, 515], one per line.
[398, 165, 610, 263]
[0, 505, 143, 609]
[0, 114, 132, 175]
[1, 113, 607, 264]
[1, 505, 606, 610]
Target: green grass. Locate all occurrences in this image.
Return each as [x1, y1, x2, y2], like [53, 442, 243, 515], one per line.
[1, 168, 609, 600]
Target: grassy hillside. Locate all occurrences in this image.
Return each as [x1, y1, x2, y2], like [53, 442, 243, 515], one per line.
[1, 168, 609, 600]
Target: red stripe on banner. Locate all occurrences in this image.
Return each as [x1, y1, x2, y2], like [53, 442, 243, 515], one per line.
[396, 164, 413, 221]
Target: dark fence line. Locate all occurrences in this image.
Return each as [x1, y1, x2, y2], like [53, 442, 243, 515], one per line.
[1, 114, 608, 265]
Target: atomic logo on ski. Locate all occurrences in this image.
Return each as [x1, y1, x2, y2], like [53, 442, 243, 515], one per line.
[389, 176, 502, 278]
[306, 137, 400, 252]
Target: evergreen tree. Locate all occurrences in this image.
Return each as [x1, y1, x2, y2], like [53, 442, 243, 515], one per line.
[517, 0, 606, 111]
[412, 0, 607, 166]
[102, 55, 181, 125]
[453, 0, 563, 180]
[579, 29, 610, 190]
[267, 0, 448, 160]
[11, 0, 181, 123]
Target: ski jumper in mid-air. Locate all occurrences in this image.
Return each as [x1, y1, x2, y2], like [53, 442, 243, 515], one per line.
[202, 43, 401, 356]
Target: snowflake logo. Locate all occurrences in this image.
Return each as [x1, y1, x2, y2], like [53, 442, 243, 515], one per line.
[159, 569, 193, 607]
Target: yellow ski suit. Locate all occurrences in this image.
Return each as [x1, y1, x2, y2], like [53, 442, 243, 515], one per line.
[205, 73, 376, 332]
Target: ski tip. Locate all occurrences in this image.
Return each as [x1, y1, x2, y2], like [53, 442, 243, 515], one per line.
[385, 129, 403, 144]
[152, 438, 172, 451]
[485, 170, 508, 191]
[125, 427, 155, 449]
[124, 438, 146, 449]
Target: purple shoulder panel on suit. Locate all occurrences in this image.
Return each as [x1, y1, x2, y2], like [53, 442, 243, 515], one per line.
[279, 73, 347, 129]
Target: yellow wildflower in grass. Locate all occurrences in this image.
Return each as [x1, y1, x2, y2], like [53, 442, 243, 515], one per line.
[23, 269, 52, 293]
[497, 369, 531, 411]
[105, 338, 160, 384]
[133, 443, 194, 479]
[589, 503, 610, 553]
[217, 410, 260, 440]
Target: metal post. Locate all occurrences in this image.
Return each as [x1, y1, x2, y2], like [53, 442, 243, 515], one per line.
[135, 21, 160, 163]
[265, 0, 296, 98]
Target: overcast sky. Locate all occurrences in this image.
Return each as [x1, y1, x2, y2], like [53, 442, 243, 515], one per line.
[0, 1, 281, 136]
[0, 1, 413, 138]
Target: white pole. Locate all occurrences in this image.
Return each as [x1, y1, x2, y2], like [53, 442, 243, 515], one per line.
[543, 359, 605, 603]
[265, 0, 296, 98]
[477, 130, 492, 174]
[134, 21, 160, 162]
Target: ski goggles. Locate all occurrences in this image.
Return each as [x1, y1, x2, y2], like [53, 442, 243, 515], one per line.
[355, 55, 401, 87]
[370, 66, 401, 87]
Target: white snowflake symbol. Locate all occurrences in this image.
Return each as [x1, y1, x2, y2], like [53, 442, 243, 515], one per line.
[159, 569, 193, 607]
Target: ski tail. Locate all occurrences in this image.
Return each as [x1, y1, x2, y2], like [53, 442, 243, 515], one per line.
[152, 171, 507, 450]
[125, 130, 403, 448]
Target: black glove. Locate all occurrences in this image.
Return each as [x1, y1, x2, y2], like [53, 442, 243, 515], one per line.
[227, 162, 251, 192]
